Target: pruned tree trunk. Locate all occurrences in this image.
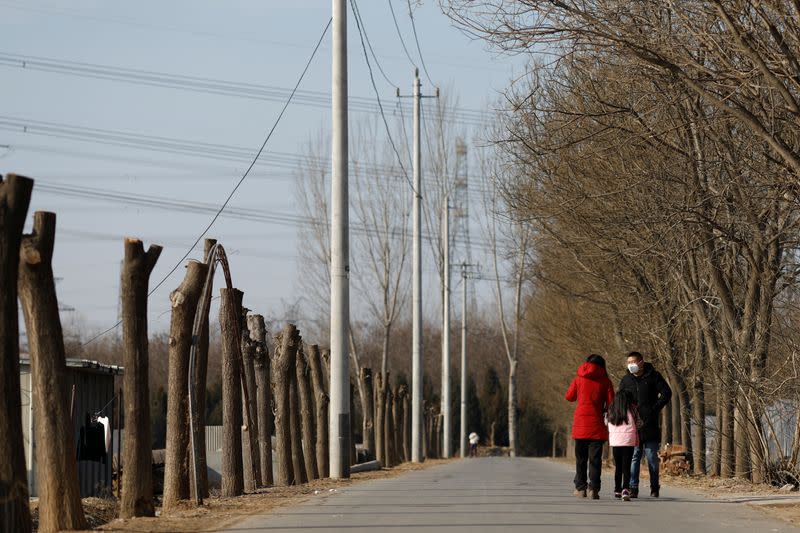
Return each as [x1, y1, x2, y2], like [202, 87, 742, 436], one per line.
[350, 381, 357, 466]
[720, 368, 736, 478]
[296, 344, 319, 480]
[734, 404, 751, 479]
[273, 324, 300, 486]
[402, 386, 411, 462]
[163, 260, 207, 510]
[710, 380, 723, 477]
[240, 316, 262, 492]
[307, 344, 328, 478]
[321, 348, 331, 392]
[671, 383, 682, 446]
[384, 387, 396, 468]
[18, 210, 86, 532]
[692, 376, 706, 475]
[393, 386, 404, 463]
[289, 376, 307, 484]
[662, 402, 673, 444]
[248, 314, 273, 486]
[120, 237, 162, 518]
[508, 359, 519, 457]
[374, 372, 385, 465]
[359, 368, 375, 460]
[220, 288, 244, 497]
[191, 238, 216, 499]
[0, 174, 33, 533]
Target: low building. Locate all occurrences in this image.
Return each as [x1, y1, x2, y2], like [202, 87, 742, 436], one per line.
[20, 357, 122, 497]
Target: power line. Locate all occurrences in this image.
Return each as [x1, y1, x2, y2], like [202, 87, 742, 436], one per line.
[387, 0, 417, 68]
[83, 16, 332, 345]
[351, 0, 416, 194]
[0, 52, 487, 126]
[406, 0, 435, 86]
[349, 0, 397, 89]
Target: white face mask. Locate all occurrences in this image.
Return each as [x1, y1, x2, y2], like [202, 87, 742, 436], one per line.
[627, 363, 641, 374]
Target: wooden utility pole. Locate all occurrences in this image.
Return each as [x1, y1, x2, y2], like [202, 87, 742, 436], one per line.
[120, 237, 162, 518]
[307, 344, 329, 477]
[248, 314, 273, 486]
[274, 324, 300, 486]
[19, 211, 86, 532]
[220, 288, 244, 497]
[163, 260, 207, 510]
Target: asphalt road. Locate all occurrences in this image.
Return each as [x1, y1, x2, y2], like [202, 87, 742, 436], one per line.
[221, 457, 797, 532]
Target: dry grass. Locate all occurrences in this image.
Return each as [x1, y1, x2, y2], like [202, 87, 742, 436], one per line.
[66, 459, 452, 532]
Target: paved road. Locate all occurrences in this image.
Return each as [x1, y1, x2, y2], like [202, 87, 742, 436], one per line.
[222, 458, 796, 532]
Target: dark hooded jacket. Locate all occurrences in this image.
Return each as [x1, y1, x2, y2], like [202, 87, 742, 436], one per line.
[618, 362, 672, 443]
[565, 362, 614, 441]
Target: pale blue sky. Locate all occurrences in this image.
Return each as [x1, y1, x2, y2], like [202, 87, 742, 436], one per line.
[1, 1, 528, 337]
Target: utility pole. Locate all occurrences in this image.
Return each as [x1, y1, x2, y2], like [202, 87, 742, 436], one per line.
[398, 69, 437, 463]
[441, 197, 451, 458]
[459, 263, 470, 458]
[411, 69, 423, 463]
[329, 0, 350, 479]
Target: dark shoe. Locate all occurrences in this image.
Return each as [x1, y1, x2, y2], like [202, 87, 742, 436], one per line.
[613, 492, 622, 499]
[589, 488, 600, 500]
[650, 488, 659, 498]
[630, 487, 639, 499]
[622, 489, 631, 501]
[573, 488, 587, 498]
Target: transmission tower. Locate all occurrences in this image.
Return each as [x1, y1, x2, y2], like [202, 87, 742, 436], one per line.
[452, 138, 476, 310]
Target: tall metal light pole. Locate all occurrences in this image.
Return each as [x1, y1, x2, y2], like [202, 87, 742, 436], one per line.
[441, 198, 451, 458]
[411, 68, 423, 463]
[329, 0, 350, 479]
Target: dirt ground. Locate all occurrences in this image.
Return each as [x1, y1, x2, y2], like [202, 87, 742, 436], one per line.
[56, 459, 452, 532]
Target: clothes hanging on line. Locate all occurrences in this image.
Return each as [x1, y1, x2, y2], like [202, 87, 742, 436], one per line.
[77, 413, 107, 463]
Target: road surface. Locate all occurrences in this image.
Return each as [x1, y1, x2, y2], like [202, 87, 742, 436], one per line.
[221, 457, 796, 532]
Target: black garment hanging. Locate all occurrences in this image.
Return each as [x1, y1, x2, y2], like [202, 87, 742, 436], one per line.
[77, 412, 107, 463]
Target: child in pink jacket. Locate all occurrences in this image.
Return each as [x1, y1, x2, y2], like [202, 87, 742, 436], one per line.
[606, 389, 640, 501]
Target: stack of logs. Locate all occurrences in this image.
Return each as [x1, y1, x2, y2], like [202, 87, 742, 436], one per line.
[658, 444, 691, 476]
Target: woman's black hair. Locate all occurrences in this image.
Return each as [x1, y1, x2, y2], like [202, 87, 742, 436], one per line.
[608, 389, 636, 426]
[586, 353, 606, 369]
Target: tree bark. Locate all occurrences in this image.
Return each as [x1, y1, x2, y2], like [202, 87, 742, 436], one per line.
[307, 344, 329, 478]
[508, 358, 519, 457]
[248, 314, 273, 486]
[393, 385, 403, 463]
[692, 375, 706, 475]
[289, 375, 307, 484]
[359, 368, 375, 460]
[220, 288, 244, 497]
[734, 403, 751, 479]
[163, 260, 207, 510]
[191, 238, 215, 499]
[720, 365, 736, 478]
[296, 344, 319, 480]
[350, 381, 357, 466]
[402, 386, 411, 462]
[384, 386, 396, 468]
[0, 175, 33, 533]
[273, 324, 300, 486]
[662, 401, 673, 444]
[120, 237, 162, 518]
[240, 316, 262, 491]
[18, 210, 86, 532]
[670, 381, 682, 446]
[374, 372, 385, 465]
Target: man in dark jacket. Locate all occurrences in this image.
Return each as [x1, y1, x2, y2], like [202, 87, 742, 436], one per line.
[618, 351, 671, 498]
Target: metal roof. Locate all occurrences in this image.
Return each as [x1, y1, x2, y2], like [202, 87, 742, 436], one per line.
[19, 357, 123, 375]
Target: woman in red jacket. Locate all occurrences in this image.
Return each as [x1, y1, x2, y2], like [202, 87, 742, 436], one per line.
[565, 354, 614, 499]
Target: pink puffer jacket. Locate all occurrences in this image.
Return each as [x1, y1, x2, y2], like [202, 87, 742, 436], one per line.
[607, 409, 639, 447]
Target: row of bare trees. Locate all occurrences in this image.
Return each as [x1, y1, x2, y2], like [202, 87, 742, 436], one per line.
[445, 0, 800, 482]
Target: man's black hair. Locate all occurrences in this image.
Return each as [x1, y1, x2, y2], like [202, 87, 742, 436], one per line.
[586, 353, 606, 369]
[627, 351, 643, 361]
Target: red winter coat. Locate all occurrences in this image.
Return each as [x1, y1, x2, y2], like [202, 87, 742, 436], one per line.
[565, 362, 614, 441]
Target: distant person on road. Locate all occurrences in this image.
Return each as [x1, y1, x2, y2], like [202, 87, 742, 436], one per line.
[469, 432, 479, 457]
[606, 389, 640, 501]
[618, 351, 672, 499]
[565, 354, 614, 500]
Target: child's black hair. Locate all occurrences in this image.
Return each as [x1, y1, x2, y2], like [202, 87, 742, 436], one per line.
[608, 389, 636, 426]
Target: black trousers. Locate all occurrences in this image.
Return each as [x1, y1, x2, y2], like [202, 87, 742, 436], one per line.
[612, 446, 635, 492]
[574, 439, 604, 491]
